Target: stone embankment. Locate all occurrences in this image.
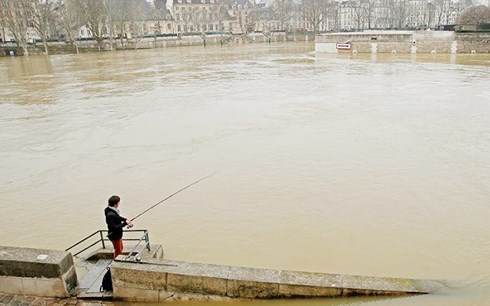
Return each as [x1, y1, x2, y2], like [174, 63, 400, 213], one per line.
[0, 32, 313, 57]
[0, 245, 445, 303]
[316, 30, 490, 54]
[111, 258, 444, 302]
[0, 246, 77, 297]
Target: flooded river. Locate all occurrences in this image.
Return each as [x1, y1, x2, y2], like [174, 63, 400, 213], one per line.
[0, 43, 489, 305]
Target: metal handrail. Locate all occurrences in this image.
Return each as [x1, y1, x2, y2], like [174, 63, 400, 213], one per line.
[124, 231, 151, 260]
[65, 229, 150, 257]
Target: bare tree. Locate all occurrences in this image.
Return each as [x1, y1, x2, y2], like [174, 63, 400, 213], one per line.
[73, 0, 108, 46]
[301, 0, 335, 34]
[227, 2, 252, 34]
[459, 5, 490, 27]
[127, 1, 148, 49]
[432, 0, 452, 26]
[272, 0, 294, 31]
[106, 0, 132, 48]
[394, 0, 409, 29]
[58, 0, 83, 49]
[180, 7, 193, 33]
[0, 4, 6, 44]
[0, 0, 32, 55]
[104, 0, 117, 49]
[152, 1, 172, 35]
[31, 0, 56, 55]
[425, 2, 436, 28]
[362, 0, 377, 29]
[195, 6, 211, 45]
[378, 0, 396, 28]
[348, 0, 364, 30]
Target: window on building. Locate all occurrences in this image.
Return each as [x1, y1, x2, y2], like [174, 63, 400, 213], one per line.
[178, 25, 182, 32]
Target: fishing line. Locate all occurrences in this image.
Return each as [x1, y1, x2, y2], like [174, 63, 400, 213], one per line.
[130, 172, 218, 222]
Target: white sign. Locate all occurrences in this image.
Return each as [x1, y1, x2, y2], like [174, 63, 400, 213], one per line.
[336, 43, 351, 50]
[37, 254, 48, 260]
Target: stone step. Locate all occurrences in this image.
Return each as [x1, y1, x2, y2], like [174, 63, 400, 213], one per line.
[77, 259, 114, 300]
[79, 259, 111, 291]
[75, 244, 164, 300]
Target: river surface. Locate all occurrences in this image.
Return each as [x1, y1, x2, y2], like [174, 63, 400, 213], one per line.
[1, 43, 489, 305]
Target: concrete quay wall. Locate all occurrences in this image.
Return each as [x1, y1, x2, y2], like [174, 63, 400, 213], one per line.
[111, 259, 444, 302]
[0, 246, 78, 297]
[316, 30, 490, 54]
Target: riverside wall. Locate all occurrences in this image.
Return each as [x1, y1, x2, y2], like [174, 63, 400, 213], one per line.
[0, 32, 314, 57]
[111, 258, 444, 302]
[0, 246, 78, 297]
[315, 30, 490, 54]
[0, 245, 446, 302]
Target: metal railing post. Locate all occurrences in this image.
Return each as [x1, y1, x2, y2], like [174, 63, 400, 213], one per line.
[99, 230, 106, 249]
[145, 231, 151, 251]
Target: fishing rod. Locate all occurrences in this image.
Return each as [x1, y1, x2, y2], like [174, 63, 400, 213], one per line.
[130, 173, 217, 222]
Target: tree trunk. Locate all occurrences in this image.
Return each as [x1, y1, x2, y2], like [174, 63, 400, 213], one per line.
[42, 38, 49, 55]
[22, 45, 29, 56]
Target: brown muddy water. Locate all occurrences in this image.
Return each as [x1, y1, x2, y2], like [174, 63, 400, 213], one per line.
[0, 43, 489, 305]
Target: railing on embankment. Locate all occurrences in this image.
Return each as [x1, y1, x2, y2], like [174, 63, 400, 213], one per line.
[65, 229, 151, 260]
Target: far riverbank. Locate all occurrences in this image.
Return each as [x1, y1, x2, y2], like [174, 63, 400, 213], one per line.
[0, 31, 313, 57]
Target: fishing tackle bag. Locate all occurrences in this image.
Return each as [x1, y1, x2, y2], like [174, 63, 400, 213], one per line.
[100, 268, 113, 292]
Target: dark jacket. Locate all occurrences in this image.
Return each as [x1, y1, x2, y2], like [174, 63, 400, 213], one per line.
[104, 207, 128, 241]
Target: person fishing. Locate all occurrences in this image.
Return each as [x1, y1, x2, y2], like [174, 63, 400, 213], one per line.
[102, 174, 215, 260]
[105, 195, 133, 259]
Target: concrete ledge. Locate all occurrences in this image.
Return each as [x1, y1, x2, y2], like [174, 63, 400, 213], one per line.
[110, 259, 445, 302]
[315, 31, 490, 54]
[0, 246, 77, 297]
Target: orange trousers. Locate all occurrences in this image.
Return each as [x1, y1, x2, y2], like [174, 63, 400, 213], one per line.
[110, 239, 123, 259]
